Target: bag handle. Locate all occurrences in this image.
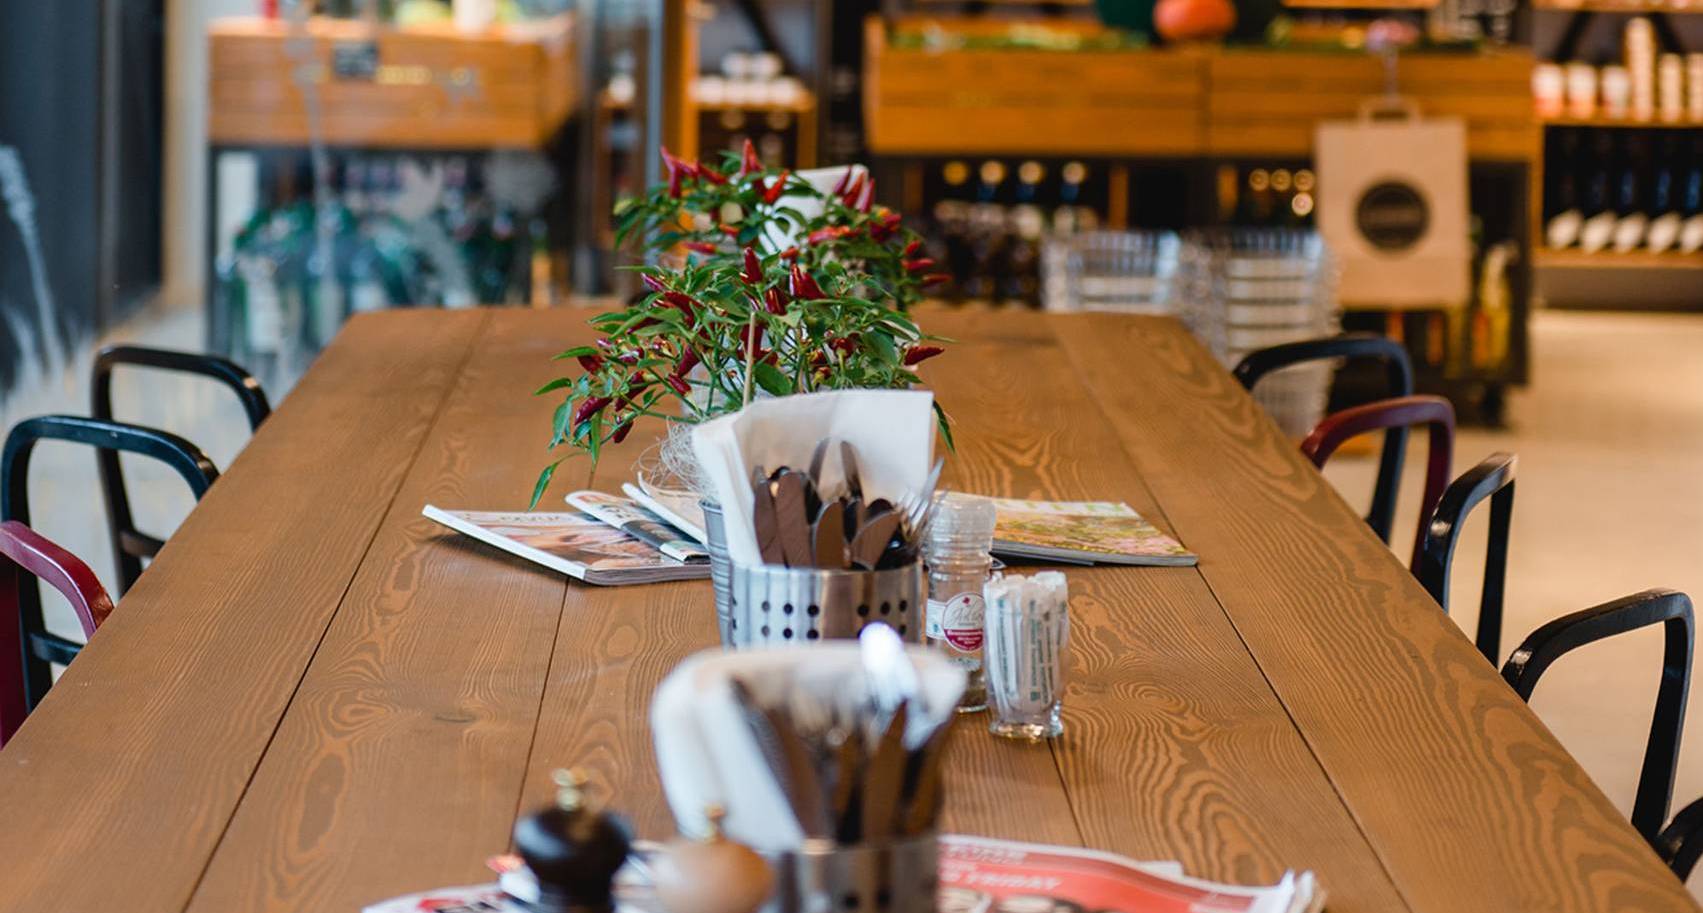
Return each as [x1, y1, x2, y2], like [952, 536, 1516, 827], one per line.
[1359, 95, 1423, 123]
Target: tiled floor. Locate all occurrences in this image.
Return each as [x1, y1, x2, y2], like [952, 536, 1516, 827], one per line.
[5, 302, 1702, 892]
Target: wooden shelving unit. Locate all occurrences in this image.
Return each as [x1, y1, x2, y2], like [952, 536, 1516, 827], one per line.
[1540, 115, 1703, 127]
[1534, 249, 1703, 269]
[1531, 0, 1703, 11]
[208, 15, 576, 150]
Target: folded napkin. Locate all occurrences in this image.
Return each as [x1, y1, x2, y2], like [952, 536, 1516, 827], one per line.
[650, 643, 965, 853]
[691, 389, 936, 566]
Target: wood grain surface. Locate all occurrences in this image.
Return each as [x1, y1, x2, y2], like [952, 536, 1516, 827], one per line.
[1049, 312, 1698, 912]
[0, 307, 1689, 913]
[0, 310, 487, 913]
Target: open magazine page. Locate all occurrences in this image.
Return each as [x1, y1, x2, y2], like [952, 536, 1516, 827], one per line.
[938, 836, 1321, 913]
[566, 491, 709, 563]
[989, 499, 1196, 567]
[421, 507, 707, 585]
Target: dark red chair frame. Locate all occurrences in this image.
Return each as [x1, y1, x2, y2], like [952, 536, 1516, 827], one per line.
[1301, 394, 1456, 568]
[0, 521, 113, 746]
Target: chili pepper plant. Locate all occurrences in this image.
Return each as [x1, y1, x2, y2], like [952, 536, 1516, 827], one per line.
[531, 142, 952, 506]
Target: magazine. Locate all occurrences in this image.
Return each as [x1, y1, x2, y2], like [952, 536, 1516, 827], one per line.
[366, 837, 1318, 913]
[989, 499, 1196, 567]
[565, 491, 709, 564]
[938, 835, 1320, 913]
[622, 481, 708, 545]
[422, 506, 709, 586]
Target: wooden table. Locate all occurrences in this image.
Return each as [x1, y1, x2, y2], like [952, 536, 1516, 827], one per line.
[0, 308, 1692, 913]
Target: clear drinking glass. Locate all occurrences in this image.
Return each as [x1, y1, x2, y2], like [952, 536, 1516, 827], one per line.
[983, 573, 1069, 740]
[1040, 230, 1182, 314]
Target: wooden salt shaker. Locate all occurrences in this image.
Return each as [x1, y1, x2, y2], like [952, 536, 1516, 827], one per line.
[650, 806, 775, 913]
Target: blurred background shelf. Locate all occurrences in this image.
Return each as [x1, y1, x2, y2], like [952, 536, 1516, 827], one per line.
[1532, 0, 1703, 12]
[1540, 115, 1703, 126]
[1535, 249, 1703, 268]
[208, 15, 576, 150]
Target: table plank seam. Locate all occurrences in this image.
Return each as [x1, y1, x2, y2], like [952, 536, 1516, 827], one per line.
[172, 310, 494, 913]
[501, 575, 577, 848]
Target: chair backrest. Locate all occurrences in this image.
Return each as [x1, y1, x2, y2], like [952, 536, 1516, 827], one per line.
[1658, 796, 1703, 881]
[1502, 589, 1693, 842]
[91, 346, 266, 593]
[3, 415, 217, 614]
[0, 521, 114, 746]
[1301, 394, 1455, 568]
[1416, 453, 1517, 663]
[1234, 334, 1414, 541]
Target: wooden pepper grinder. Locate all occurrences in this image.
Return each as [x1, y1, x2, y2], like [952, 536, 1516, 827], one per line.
[651, 806, 775, 913]
[513, 769, 633, 913]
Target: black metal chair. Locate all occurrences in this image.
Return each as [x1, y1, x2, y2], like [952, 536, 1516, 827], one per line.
[1658, 797, 1703, 881]
[3, 416, 219, 625]
[91, 346, 266, 593]
[1417, 453, 1517, 663]
[1233, 334, 1414, 542]
[1501, 589, 1693, 846]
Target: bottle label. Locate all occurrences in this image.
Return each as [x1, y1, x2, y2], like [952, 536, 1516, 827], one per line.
[927, 592, 985, 656]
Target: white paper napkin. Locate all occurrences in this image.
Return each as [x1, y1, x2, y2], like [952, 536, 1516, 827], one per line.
[650, 643, 966, 853]
[691, 389, 935, 566]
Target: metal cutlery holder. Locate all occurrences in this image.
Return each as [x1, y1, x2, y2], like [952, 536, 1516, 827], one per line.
[764, 834, 938, 913]
[721, 561, 925, 647]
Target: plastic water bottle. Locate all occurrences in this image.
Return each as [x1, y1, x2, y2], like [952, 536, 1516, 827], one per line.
[925, 494, 996, 712]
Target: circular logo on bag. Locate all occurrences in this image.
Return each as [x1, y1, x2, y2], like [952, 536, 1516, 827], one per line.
[1355, 181, 1430, 252]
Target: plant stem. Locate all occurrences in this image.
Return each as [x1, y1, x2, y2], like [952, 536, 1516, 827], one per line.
[742, 311, 756, 407]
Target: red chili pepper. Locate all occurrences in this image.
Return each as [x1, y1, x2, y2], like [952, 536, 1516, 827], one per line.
[856, 177, 875, 212]
[869, 210, 901, 241]
[573, 395, 612, 428]
[661, 290, 698, 327]
[597, 339, 641, 366]
[904, 257, 936, 274]
[761, 170, 790, 205]
[699, 163, 728, 185]
[741, 248, 763, 285]
[676, 346, 701, 376]
[902, 344, 945, 366]
[576, 353, 605, 373]
[764, 287, 788, 315]
[665, 373, 691, 396]
[660, 147, 695, 198]
[778, 246, 799, 261]
[682, 241, 718, 256]
[840, 173, 866, 209]
[902, 239, 924, 258]
[611, 420, 634, 444]
[718, 223, 741, 237]
[809, 349, 828, 368]
[806, 225, 857, 245]
[921, 272, 951, 288]
[641, 273, 667, 293]
[789, 264, 826, 300]
[830, 334, 859, 355]
[831, 166, 855, 195]
[739, 138, 763, 177]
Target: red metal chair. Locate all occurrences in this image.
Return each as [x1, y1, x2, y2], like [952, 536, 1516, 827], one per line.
[0, 520, 114, 747]
[1301, 394, 1456, 569]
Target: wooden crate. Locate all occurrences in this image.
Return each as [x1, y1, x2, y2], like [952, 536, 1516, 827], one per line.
[1206, 50, 1536, 160]
[863, 17, 1208, 157]
[209, 15, 576, 150]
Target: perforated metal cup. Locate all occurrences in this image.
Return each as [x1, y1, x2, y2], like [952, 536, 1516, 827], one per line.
[763, 834, 938, 913]
[721, 561, 925, 647]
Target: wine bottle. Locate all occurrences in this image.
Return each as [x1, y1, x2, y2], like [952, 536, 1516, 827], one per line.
[1611, 133, 1650, 252]
[1647, 133, 1683, 253]
[1545, 129, 1585, 250]
[1578, 132, 1618, 254]
[1679, 135, 1703, 254]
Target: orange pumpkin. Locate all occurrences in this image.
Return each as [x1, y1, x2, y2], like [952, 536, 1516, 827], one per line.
[1153, 0, 1237, 42]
